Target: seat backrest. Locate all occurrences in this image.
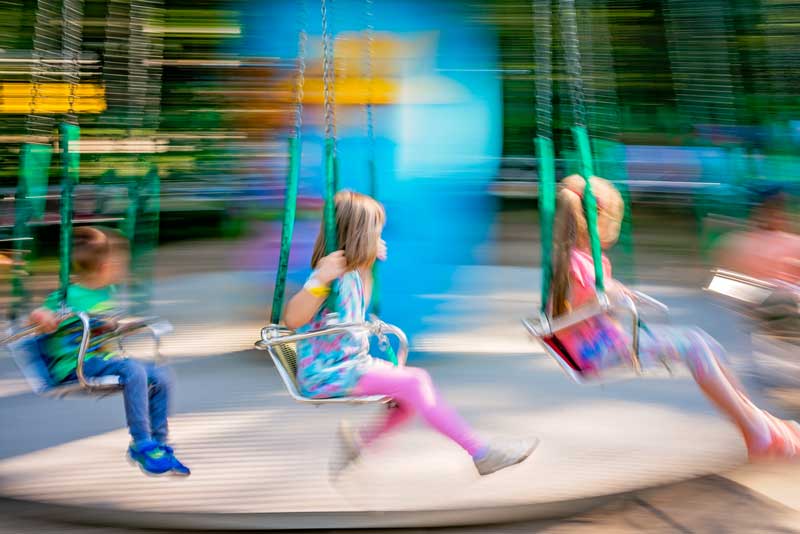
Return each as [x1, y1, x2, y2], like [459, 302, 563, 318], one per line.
[9, 337, 55, 394]
[272, 342, 299, 388]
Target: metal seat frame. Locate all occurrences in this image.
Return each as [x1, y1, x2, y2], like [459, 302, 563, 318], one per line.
[522, 290, 669, 385]
[255, 318, 408, 405]
[3, 311, 171, 398]
[704, 268, 788, 308]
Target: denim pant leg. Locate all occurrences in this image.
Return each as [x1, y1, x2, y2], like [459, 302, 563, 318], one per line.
[82, 357, 150, 443]
[144, 363, 174, 443]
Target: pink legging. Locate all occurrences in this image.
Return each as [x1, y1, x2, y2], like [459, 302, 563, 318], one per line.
[352, 362, 486, 457]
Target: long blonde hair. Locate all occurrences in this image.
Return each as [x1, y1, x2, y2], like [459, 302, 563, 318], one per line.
[311, 190, 386, 270]
[550, 176, 624, 317]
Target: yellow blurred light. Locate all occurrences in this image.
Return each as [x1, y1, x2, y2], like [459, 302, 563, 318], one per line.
[300, 77, 397, 105]
[0, 83, 106, 114]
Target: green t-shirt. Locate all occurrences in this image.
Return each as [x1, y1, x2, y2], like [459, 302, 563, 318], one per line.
[41, 284, 118, 383]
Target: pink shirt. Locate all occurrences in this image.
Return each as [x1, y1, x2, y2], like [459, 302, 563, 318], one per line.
[557, 249, 628, 374]
[568, 249, 612, 309]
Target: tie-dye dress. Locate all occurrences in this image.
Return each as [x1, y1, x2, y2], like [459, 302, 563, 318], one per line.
[295, 270, 372, 398]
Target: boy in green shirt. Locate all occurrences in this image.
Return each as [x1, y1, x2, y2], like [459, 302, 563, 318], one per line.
[30, 227, 189, 476]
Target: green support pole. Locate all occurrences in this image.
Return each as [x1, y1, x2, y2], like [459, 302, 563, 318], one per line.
[12, 144, 53, 317]
[131, 164, 160, 313]
[58, 123, 80, 306]
[536, 136, 556, 314]
[125, 175, 140, 242]
[323, 138, 338, 254]
[12, 171, 32, 319]
[572, 126, 605, 293]
[271, 135, 301, 325]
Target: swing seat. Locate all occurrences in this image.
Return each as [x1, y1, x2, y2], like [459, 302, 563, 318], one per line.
[255, 321, 408, 405]
[4, 313, 171, 398]
[705, 269, 776, 307]
[524, 291, 668, 385]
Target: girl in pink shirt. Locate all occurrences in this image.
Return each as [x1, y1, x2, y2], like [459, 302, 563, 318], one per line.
[550, 175, 800, 460]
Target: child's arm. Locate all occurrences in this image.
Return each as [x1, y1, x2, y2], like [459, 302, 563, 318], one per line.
[27, 289, 66, 333]
[283, 251, 347, 330]
[29, 307, 60, 333]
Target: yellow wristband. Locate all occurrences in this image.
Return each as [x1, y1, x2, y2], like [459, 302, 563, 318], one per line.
[307, 285, 331, 298]
[304, 277, 331, 298]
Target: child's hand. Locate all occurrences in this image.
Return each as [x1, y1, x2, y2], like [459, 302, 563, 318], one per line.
[377, 239, 388, 262]
[316, 250, 347, 284]
[29, 308, 60, 334]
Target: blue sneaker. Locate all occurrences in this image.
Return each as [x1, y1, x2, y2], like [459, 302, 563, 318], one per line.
[159, 444, 191, 476]
[127, 440, 173, 476]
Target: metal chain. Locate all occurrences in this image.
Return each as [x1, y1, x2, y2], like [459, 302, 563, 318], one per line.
[558, 0, 586, 129]
[26, 0, 60, 141]
[364, 0, 376, 161]
[61, 0, 84, 124]
[28, 58, 41, 117]
[581, 0, 620, 141]
[664, 0, 736, 126]
[532, 0, 553, 140]
[128, 0, 148, 131]
[321, 0, 336, 141]
[102, 0, 130, 129]
[294, 0, 308, 137]
[143, 0, 165, 132]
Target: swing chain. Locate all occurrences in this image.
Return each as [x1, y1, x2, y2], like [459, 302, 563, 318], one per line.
[293, 0, 308, 137]
[321, 0, 336, 142]
[559, 0, 587, 129]
[62, 0, 84, 123]
[532, 0, 553, 140]
[26, 0, 60, 141]
[28, 57, 41, 117]
[364, 0, 376, 160]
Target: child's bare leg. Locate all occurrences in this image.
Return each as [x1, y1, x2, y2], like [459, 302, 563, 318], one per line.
[682, 329, 799, 458]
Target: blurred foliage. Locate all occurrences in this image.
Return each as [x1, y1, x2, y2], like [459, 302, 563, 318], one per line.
[470, 0, 800, 157]
[0, 0, 798, 204]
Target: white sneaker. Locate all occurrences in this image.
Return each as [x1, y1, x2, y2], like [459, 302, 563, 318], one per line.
[474, 438, 539, 476]
[329, 420, 362, 480]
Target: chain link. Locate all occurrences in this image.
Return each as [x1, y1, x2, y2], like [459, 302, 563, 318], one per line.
[128, 0, 148, 131]
[61, 0, 83, 124]
[532, 0, 553, 140]
[293, 0, 307, 137]
[581, 0, 620, 141]
[26, 0, 60, 141]
[321, 0, 336, 142]
[559, 0, 586, 129]
[28, 55, 41, 117]
[364, 0, 376, 161]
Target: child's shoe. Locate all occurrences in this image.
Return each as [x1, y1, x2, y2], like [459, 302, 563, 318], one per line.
[474, 438, 539, 476]
[127, 440, 173, 476]
[748, 416, 800, 460]
[329, 420, 362, 481]
[159, 444, 191, 476]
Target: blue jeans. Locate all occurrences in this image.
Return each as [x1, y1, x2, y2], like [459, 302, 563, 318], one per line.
[82, 357, 174, 443]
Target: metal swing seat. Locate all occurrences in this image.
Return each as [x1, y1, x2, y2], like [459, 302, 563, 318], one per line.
[523, 289, 669, 384]
[705, 269, 787, 309]
[522, 0, 674, 386]
[255, 316, 408, 405]
[254, 0, 408, 406]
[705, 269, 800, 388]
[4, 312, 172, 399]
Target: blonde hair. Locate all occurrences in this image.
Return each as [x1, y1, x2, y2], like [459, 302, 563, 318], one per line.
[72, 226, 129, 274]
[311, 190, 386, 270]
[550, 176, 623, 317]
